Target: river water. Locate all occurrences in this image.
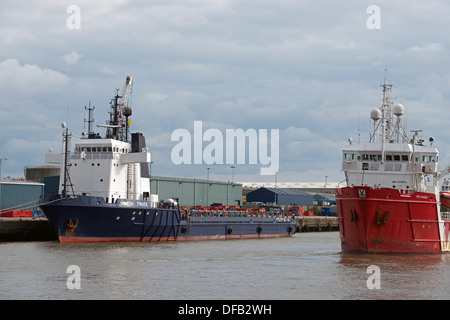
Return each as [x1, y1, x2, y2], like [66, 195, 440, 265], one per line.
[1, 232, 450, 300]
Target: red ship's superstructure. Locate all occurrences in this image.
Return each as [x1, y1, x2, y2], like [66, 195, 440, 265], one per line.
[336, 79, 450, 253]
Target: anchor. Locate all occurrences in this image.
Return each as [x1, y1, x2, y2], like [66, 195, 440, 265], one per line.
[350, 209, 358, 222]
[376, 210, 389, 225]
[66, 219, 79, 235]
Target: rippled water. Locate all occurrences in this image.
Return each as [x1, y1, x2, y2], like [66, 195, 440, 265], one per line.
[1, 232, 450, 300]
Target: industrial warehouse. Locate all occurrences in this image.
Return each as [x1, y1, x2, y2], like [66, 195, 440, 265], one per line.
[0, 179, 44, 214]
[246, 187, 314, 206]
[148, 175, 242, 207]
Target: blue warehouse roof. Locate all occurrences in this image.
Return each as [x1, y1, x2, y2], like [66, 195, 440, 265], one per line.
[263, 188, 312, 196]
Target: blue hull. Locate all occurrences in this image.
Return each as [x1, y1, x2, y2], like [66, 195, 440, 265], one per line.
[39, 195, 296, 243]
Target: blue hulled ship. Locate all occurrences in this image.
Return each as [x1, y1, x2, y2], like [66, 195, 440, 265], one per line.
[39, 77, 296, 243]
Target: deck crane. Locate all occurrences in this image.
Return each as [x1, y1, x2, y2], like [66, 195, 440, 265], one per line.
[101, 76, 133, 141]
[117, 76, 133, 141]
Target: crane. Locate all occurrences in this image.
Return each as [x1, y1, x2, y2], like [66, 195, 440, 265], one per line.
[115, 76, 133, 141]
[100, 76, 133, 141]
[118, 76, 133, 113]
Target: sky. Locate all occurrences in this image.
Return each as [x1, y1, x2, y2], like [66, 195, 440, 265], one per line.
[1, 0, 450, 184]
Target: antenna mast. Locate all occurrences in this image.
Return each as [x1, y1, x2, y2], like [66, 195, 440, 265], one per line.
[100, 76, 133, 141]
[61, 123, 74, 197]
[84, 101, 95, 139]
[380, 78, 393, 162]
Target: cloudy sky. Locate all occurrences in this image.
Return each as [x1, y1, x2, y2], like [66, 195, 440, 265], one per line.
[1, 0, 449, 184]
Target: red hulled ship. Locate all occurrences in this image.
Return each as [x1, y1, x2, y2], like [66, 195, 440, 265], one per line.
[336, 80, 450, 253]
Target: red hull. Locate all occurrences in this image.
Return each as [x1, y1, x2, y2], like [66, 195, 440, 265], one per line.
[336, 186, 450, 253]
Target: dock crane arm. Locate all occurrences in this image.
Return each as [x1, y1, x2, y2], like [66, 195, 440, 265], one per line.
[118, 76, 133, 108]
[434, 165, 450, 182]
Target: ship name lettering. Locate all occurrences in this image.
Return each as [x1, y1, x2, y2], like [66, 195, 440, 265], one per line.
[119, 201, 133, 207]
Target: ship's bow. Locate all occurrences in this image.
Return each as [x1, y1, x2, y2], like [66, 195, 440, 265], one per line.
[336, 186, 443, 253]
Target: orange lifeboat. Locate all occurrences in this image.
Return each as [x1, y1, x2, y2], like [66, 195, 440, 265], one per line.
[441, 192, 450, 209]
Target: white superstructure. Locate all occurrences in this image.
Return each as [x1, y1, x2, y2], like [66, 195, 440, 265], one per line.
[45, 76, 155, 204]
[342, 80, 449, 194]
[46, 138, 150, 202]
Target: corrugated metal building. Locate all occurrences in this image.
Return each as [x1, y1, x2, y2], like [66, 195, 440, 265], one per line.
[0, 180, 44, 211]
[246, 187, 313, 206]
[150, 176, 242, 207]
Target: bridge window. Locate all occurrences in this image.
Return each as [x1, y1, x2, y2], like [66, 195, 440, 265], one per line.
[344, 153, 355, 160]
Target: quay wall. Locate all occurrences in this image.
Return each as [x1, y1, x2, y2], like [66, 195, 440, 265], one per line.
[295, 216, 339, 232]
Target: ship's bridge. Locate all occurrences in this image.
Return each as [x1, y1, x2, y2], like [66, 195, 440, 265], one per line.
[342, 142, 439, 191]
[343, 142, 439, 174]
[71, 139, 132, 160]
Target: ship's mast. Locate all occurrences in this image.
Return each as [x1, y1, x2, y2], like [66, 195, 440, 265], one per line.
[113, 89, 120, 139]
[84, 101, 95, 139]
[369, 78, 408, 156]
[380, 79, 392, 162]
[410, 129, 422, 191]
[99, 76, 133, 142]
[61, 122, 74, 197]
